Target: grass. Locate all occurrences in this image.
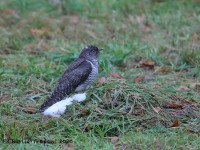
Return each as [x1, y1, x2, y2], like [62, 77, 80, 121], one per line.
[0, 0, 200, 149]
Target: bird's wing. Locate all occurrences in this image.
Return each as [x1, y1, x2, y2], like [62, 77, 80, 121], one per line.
[58, 58, 85, 83]
[39, 60, 92, 112]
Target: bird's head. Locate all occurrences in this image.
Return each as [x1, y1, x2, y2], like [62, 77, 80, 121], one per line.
[79, 45, 103, 60]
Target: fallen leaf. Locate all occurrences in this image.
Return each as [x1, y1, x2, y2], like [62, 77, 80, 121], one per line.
[139, 59, 155, 69]
[81, 109, 90, 115]
[134, 75, 154, 82]
[154, 66, 171, 73]
[111, 72, 122, 79]
[21, 107, 37, 114]
[153, 107, 161, 113]
[175, 86, 190, 91]
[162, 102, 183, 109]
[29, 28, 47, 36]
[18, 103, 37, 114]
[140, 60, 155, 66]
[98, 77, 106, 84]
[169, 119, 179, 128]
[134, 76, 145, 82]
[3, 8, 16, 15]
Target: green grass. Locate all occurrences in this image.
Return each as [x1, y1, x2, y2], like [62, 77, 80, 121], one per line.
[0, 0, 200, 149]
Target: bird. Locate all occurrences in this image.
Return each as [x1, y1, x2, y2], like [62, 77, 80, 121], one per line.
[38, 45, 102, 117]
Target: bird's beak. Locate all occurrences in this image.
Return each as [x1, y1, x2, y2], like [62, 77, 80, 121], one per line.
[99, 48, 103, 51]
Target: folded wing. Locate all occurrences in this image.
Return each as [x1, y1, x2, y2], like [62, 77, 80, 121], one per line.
[39, 60, 92, 112]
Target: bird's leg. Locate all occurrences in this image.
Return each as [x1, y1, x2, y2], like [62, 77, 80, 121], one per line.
[72, 93, 87, 102]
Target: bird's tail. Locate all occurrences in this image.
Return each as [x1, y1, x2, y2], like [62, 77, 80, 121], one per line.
[38, 82, 74, 113]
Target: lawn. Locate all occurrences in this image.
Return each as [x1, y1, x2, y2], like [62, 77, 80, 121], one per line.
[0, 0, 200, 149]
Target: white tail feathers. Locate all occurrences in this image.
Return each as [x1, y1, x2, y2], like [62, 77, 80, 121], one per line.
[72, 93, 86, 102]
[42, 93, 86, 117]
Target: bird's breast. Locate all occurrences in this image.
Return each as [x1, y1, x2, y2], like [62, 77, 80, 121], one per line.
[75, 60, 98, 92]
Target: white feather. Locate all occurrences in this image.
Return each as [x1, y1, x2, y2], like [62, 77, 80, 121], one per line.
[72, 93, 86, 102]
[42, 97, 73, 117]
[42, 93, 87, 117]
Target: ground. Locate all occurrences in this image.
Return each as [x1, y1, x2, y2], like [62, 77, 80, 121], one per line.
[0, 0, 200, 149]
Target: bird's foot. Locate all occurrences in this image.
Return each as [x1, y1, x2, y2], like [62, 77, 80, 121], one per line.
[72, 93, 86, 102]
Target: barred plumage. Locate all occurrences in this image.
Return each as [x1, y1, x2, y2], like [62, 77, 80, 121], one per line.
[38, 45, 102, 113]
